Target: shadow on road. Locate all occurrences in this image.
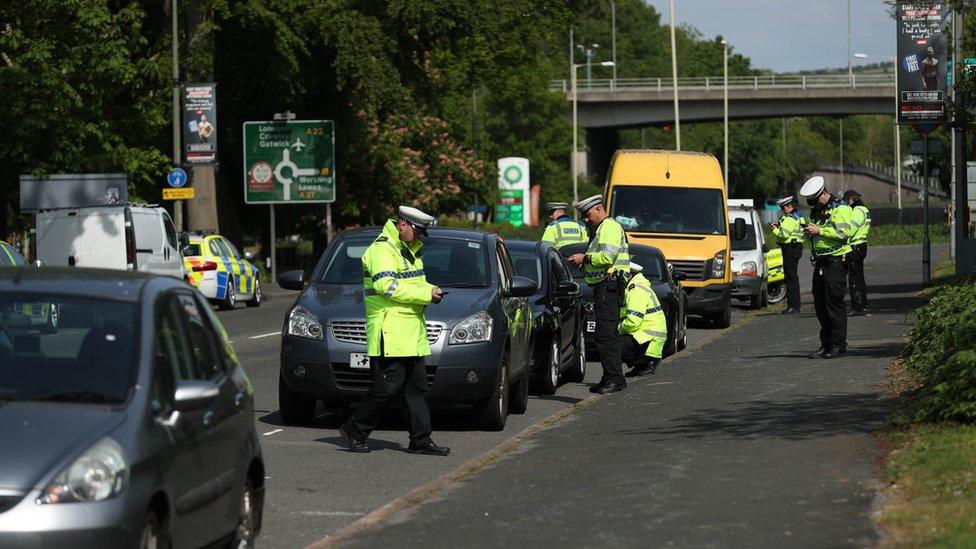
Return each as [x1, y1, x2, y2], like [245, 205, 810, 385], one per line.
[531, 394, 584, 404]
[315, 436, 407, 452]
[614, 392, 893, 441]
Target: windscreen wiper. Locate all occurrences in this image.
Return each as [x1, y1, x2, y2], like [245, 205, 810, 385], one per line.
[437, 283, 486, 288]
[32, 391, 123, 404]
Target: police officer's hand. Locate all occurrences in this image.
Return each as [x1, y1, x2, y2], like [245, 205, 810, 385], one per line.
[770, 221, 779, 229]
[567, 253, 585, 266]
[431, 288, 443, 303]
[804, 224, 820, 236]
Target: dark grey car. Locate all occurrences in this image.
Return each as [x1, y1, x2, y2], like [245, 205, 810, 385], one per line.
[0, 268, 264, 548]
[277, 227, 536, 431]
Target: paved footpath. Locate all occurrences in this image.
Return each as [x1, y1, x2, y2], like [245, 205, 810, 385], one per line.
[331, 245, 936, 548]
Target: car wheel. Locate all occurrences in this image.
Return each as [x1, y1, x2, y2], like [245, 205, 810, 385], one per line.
[538, 338, 560, 395]
[278, 373, 315, 425]
[664, 317, 677, 357]
[479, 354, 509, 431]
[220, 278, 237, 310]
[510, 369, 529, 415]
[711, 298, 732, 329]
[761, 285, 769, 308]
[565, 324, 587, 383]
[40, 303, 59, 334]
[677, 313, 688, 351]
[231, 479, 256, 549]
[246, 279, 262, 308]
[138, 512, 162, 549]
[767, 282, 786, 304]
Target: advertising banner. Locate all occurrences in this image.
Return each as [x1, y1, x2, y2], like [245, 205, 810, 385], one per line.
[242, 120, 335, 204]
[496, 157, 530, 227]
[896, 3, 950, 124]
[183, 83, 218, 164]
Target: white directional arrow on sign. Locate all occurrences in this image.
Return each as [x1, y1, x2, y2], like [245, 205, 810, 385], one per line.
[274, 148, 319, 200]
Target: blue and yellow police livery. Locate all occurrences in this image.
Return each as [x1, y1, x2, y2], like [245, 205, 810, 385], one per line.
[0, 241, 27, 266]
[183, 233, 262, 309]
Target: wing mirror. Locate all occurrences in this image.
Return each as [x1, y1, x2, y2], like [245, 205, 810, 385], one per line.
[278, 269, 306, 291]
[173, 380, 220, 412]
[508, 276, 538, 297]
[733, 218, 747, 241]
[553, 280, 580, 296]
[178, 232, 190, 250]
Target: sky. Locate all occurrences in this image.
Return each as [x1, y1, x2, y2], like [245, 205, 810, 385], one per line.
[644, 0, 896, 73]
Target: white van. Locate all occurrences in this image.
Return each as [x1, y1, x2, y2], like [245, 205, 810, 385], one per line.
[727, 199, 768, 309]
[34, 205, 185, 279]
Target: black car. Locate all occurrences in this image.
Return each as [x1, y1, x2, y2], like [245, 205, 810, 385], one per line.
[560, 242, 689, 359]
[277, 227, 537, 431]
[506, 240, 587, 395]
[0, 267, 263, 548]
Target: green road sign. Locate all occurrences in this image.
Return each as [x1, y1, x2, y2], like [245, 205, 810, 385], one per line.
[243, 120, 335, 204]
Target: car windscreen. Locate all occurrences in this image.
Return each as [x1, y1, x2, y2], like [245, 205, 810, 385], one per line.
[509, 251, 542, 285]
[562, 245, 665, 282]
[0, 295, 137, 404]
[322, 236, 489, 287]
[730, 222, 758, 251]
[610, 186, 727, 235]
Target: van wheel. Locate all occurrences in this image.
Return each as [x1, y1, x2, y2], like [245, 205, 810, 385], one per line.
[478, 355, 509, 431]
[246, 279, 262, 308]
[710, 299, 732, 329]
[278, 373, 315, 425]
[749, 293, 762, 309]
[220, 278, 237, 310]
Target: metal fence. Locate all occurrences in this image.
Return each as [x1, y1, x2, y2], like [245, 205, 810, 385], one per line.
[870, 206, 947, 226]
[548, 74, 894, 93]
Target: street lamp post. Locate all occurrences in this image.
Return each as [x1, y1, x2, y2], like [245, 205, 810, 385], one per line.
[171, 0, 182, 231]
[722, 39, 729, 194]
[577, 44, 600, 89]
[572, 60, 615, 213]
[668, 0, 681, 150]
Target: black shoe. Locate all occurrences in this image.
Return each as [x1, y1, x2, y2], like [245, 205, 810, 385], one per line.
[589, 379, 607, 393]
[626, 360, 660, 378]
[847, 309, 865, 317]
[598, 380, 627, 395]
[408, 442, 451, 456]
[807, 347, 826, 359]
[781, 308, 800, 315]
[823, 347, 847, 359]
[339, 423, 370, 453]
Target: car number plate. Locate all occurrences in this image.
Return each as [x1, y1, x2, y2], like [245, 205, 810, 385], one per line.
[349, 353, 370, 370]
[586, 321, 596, 333]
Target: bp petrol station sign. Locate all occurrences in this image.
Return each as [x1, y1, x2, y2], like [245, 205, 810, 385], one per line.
[243, 120, 335, 204]
[495, 157, 530, 227]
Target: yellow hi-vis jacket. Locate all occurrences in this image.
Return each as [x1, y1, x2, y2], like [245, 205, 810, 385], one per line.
[541, 216, 587, 249]
[362, 220, 435, 357]
[583, 216, 630, 285]
[773, 213, 806, 244]
[849, 205, 871, 246]
[618, 273, 668, 358]
[809, 199, 854, 259]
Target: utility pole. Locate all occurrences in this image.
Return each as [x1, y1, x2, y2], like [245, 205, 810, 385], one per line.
[954, 6, 968, 271]
[847, 0, 853, 82]
[668, 0, 681, 150]
[611, 0, 617, 83]
[171, 0, 182, 231]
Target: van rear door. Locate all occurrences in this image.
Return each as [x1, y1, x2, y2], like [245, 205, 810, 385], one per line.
[36, 208, 126, 269]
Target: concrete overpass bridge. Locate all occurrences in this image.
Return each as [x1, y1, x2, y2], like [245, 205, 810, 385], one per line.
[552, 74, 896, 180]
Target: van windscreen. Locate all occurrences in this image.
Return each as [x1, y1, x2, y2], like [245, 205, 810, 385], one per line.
[611, 186, 726, 235]
[730, 223, 757, 251]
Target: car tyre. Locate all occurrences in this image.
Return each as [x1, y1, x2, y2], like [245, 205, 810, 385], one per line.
[510, 370, 529, 415]
[479, 354, 509, 431]
[138, 512, 164, 549]
[278, 373, 315, 425]
[711, 298, 732, 329]
[749, 293, 762, 309]
[231, 479, 257, 549]
[537, 338, 560, 395]
[220, 278, 237, 310]
[565, 324, 587, 383]
[767, 282, 786, 304]
[40, 303, 59, 334]
[246, 279, 262, 308]
[677, 312, 688, 351]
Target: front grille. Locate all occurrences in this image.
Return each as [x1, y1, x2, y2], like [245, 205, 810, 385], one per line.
[332, 363, 437, 390]
[0, 494, 23, 514]
[331, 320, 445, 346]
[670, 260, 708, 281]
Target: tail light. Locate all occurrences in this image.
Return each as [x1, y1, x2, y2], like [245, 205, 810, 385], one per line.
[192, 261, 218, 272]
[124, 208, 137, 270]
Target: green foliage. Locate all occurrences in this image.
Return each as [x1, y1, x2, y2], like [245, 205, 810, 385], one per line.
[905, 280, 976, 422]
[868, 224, 950, 247]
[437, 217, 544, 241]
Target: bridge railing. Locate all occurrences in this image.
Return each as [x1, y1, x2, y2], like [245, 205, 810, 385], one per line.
[548, 74, 895, 93]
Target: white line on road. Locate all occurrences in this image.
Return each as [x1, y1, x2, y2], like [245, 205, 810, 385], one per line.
[249, 331, 281, 340]
[300, 511, 365, 517]
[262, 429, 284, 437]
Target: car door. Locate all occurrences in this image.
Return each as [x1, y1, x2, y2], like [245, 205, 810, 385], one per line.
[215, 238, 245, 295]
[496, 241, 528, 378]
[223, 239, 252, 297]
[160, 210, 184, 278]
[548, 251, 577, 358]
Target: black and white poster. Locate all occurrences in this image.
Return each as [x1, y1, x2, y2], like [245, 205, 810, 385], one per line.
[897, 3, 949, 124]
[183, 83, 218, 164]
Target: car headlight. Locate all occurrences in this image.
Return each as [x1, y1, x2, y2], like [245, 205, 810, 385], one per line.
[737, 261, 758, 277]
[711, 250, 727, 279]
[288, 305, 323, 340]
[38, 437, 127, 504]
[450, 311, 493, 345]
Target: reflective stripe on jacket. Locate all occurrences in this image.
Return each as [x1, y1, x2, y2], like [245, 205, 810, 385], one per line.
[618, 273, 668, 358]
[849, 205, 871, 246]
[809, 200, 854, 258]
[583, 217, 630, 285]
[541, 217, 587, 249]
[773, 214, 806, 244]
[362, 219, 435, 357]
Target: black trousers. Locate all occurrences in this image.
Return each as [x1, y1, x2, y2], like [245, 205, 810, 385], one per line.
[621, 337, 651, 369]
[347, 356, 432, 446]
[812, 259, 848, 350]
[781, 243, 803, 310]
[593, 279, 624, 384]
[848, 244, 868, 311]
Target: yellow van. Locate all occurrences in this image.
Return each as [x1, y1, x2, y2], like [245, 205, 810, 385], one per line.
[604, 150, 745, 328]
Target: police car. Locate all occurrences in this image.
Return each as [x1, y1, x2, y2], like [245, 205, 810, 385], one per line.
[182, 232, 262, 309]
[0, 241, 27, 266]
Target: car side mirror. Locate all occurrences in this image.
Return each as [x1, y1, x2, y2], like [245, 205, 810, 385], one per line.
[672, 270, 688, 281]
[278, 269, 306, 291]
[508, 276, 538, 297]
[554, 280, 580, 296]
[178, 232, 190, 250]
[173, 380, 219, 412]
[733, 218, 747, 241]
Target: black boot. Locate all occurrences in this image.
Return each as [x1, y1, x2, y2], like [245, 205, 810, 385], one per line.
[807, 346, 826, 359]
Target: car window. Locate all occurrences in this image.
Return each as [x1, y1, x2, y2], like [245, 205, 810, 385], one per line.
[183, 242, 203, 257]
[223, 240, 242, 260]
[215, 239, 234, 260]
[550, 252, 572, 283]
[496, 242, 513, 292]
[155, 295, 197, 382]
[730, 222, 758, 251]
[196, 292, 241, 369]
[162, 211, 178, 249]
[176, 294, 225, 381]
[208, 239, 221, 257]
[510, 250, 542, 285]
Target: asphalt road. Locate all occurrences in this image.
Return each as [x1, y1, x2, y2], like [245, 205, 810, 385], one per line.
[214, 282, 764, 547]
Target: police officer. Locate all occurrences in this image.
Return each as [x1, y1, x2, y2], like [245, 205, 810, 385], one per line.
[800, 176, 854, 359]
[770, 196, 806, 314]
[541, 202, 587, 249]
[619, 262, 668, 378]
[843, 189, 870, 316]
[567, 195, 630, 394]
[339, 206, 450, 456]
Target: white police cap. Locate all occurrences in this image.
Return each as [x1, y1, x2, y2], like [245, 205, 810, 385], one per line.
[628, 262, 643, 273]
[546, 202, 569, 212]
[573, 194, 604, 214]
[776, 196, 795, 207]
[799, 176, 826, 199]
[397, 206, 435, 236]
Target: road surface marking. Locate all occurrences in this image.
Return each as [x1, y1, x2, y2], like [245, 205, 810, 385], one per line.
[262, 428, 284, 437]
[300, 511, 365, 517]
[250, 331, 281, 340]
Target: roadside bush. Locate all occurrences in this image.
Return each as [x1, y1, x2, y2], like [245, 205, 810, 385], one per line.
[437, 217, 544, 241]
[905, 280, 976, 422]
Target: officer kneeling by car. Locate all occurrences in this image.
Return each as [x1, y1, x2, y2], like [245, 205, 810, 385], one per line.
[620, 261, 668, 378]
[339, 206, 450, 456]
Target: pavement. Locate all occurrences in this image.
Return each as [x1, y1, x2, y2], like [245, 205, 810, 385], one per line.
[325, 245, 935, 548]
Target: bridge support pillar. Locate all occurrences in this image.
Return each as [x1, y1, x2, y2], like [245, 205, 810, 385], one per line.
[586, 129, 619, 188]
